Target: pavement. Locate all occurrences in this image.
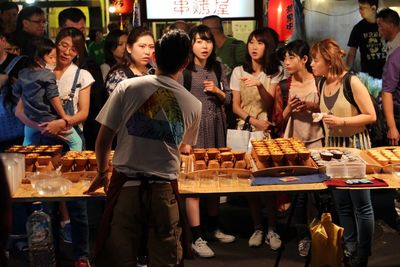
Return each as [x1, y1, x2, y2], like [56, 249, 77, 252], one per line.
[8, 197, 400, 267]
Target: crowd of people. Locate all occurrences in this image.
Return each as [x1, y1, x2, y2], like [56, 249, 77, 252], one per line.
[0, 1, 400, 267]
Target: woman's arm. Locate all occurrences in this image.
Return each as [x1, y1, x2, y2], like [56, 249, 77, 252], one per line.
[41, 86, 91, 136]
[345, 75, 376, 125]
[232, 90, 270, 131]
[203, 80, 226, 102]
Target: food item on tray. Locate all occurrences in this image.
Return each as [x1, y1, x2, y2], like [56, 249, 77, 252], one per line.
[206, 149, 220, 160]
[194, 160, 207, 170]
[367, 149, 400, 165]
[208, 160, 220, 169]
[320, 151, 333, 161]
[74, 161, 87, 171]
[25, 153, 39, 165]
[37, 155, 51, 165]
[221, 161, 234, 168]
[331, 150, 343, 159]
[297, 149, 311, 160]
[271, 151, 284, 162]
[282, 149, 297, 161]
[235, 160, 247, 169]
[220, 152, 233, 162]
[193, 150, 206, 160]
[5, 144, 65, 155]
[251, 138, 310, 164]
[187, 147, 250, 170]
[232, 151, 246, 161]
[218, 147, 232, 153]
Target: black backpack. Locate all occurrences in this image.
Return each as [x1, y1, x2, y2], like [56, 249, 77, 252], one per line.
[320, 72, 388, 147]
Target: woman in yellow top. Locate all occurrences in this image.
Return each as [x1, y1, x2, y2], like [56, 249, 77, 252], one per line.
[311, 38, 376, 267]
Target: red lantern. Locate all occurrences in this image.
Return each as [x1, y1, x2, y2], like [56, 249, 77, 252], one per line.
[268, 0, 295, 42]
[111, 0, 134, 15]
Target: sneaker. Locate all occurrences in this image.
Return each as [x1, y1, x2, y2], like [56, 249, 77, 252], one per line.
[248, 230, 264, 247]
[298, 238, 311, 257]
[137, 256, 148, 267]
[74, 258, 91, 267]
[60, 222, 72, 243]
[191, 238, 215, 258]
[265, 231, 282, 250]
[212, 229, 236, 243]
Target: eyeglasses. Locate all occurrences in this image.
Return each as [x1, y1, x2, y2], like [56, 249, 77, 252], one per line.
[4, 46, 20, 55]
[27, 19, 47, 25]
[58, 42, 78, 54]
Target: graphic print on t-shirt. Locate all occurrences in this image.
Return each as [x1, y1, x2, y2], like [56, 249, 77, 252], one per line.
[363, 31, 386, 61]
[125, 87, 184, 145]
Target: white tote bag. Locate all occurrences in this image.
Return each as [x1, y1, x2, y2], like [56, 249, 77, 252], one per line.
[226, 129, 250, 152]
[227, 129, 266, 152]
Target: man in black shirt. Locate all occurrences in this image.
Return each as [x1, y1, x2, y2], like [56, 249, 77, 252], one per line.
[346, 0, 386, 78]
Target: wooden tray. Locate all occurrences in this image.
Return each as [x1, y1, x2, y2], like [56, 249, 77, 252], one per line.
[250, 150, 318, 177]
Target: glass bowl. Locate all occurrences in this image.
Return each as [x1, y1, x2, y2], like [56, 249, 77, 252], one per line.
[28, 173, 72, 196]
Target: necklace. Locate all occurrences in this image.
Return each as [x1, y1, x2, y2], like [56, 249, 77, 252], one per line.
[325, 80, 341, 96]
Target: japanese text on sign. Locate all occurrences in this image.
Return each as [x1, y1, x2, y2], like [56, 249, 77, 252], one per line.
[146, 0, 254, 19]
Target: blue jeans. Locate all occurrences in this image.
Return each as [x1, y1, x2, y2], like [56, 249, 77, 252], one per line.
[332, 189, 374, 257]
[23, 125, 82, 151]
[46, 200, 89, 260]
[292, 193, 311, 239]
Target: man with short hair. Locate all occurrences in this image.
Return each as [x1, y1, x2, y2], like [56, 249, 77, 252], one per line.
[87, 29, 202, 267]
[377, 8, 400, 145]
[58, 7, 87, 35]
[0, 2, 18, 34]
[13, 5, 46, 56]
[346, 0, 386, 78]
[201, 15, 246, 78]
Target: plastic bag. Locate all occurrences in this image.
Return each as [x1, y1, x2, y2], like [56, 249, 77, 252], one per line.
[310, 212, 343, 267]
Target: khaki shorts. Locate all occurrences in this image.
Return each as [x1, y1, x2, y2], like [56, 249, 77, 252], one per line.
[96, 184, 182, 267]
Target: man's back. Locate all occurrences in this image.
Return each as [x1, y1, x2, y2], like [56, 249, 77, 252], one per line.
[96, 75, 201, 178]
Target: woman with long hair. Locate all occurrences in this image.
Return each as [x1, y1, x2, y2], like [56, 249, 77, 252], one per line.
[15, 27, 94, 267]
[105, 27, 155, 95]
[100, 29, 128, 80]
[311, 38, 376, 267]
[182, 25, 234, 258]
[230, 27, 284, 251]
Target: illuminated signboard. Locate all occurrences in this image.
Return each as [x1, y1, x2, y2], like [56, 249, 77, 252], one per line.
[145, 0, 255, 20]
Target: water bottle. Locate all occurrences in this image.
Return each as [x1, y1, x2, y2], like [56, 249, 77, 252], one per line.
[26, 202, 56, 267]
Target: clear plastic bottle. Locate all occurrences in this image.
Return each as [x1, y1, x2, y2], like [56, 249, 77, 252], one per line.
[26, 202, 56, 267]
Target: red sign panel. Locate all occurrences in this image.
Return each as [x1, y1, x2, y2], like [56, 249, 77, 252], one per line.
[268, 0, 294, 41]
